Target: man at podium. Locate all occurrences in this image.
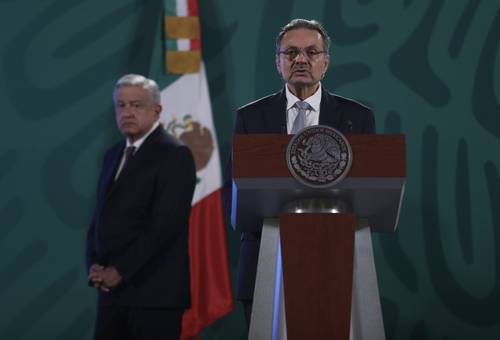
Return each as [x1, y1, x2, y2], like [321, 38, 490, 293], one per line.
[223, 18, 375, 327]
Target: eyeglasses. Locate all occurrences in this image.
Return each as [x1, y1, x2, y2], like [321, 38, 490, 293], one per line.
[278, 48, 327, 60]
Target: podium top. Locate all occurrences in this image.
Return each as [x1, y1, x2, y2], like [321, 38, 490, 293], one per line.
[233, 134, 405, 179]
[231, 134, 406, 233]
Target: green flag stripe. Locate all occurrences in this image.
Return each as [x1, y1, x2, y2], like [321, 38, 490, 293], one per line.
[164, 0, 176, 16]
[165, 40, 178, 51]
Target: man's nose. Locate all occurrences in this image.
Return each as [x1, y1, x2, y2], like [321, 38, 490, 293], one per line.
[120, 106, 134, 116]
[294, 51, 309, 63]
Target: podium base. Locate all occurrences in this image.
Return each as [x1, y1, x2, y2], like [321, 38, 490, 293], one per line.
[249, 218, 286, 340]
[351, 220, 386, 340]
[249, 217, 386, 340]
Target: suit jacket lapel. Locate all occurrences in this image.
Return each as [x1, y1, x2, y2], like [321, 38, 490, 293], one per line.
[274, 87, 340, 133]
[319, 87, 341, 128]
[101, 143, 124, 199]
[111, 125, 163, 189]
[268, 89, 287, 134]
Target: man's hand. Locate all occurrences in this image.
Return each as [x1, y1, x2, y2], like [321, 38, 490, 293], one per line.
[88, 265, 122, 292]
[88, 264, 107, 291]
[100, 266, 123, 288]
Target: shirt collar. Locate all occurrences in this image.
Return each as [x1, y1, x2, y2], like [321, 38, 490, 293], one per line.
[126, 120, 160, 150]
[285, 83, 322, 112]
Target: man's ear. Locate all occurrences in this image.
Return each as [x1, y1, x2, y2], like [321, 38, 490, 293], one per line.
[322, 54, 330, 78]
[275, 54, 282, 77]
[154, 104, 162, 116]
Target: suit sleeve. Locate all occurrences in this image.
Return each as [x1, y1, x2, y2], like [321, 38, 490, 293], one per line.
[111, 145, 196, 283]
[85, 150, 112, 274]
[363, 108, 376, 134]
[85, 216, 97, 274]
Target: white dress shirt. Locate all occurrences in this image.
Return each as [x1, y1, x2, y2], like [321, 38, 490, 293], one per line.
[285, 83, 322, 134]
[114, 121, 160, 180]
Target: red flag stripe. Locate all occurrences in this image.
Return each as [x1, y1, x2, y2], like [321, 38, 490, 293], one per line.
[180, 188, 234, 339]
[188, 0, 200, 51]
[190, 39, 201, 50]
[188, 0, 199, 16]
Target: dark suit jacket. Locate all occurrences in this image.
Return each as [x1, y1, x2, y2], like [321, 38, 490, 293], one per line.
[86, 125, 196, 308]
[223, 87, 375, 300]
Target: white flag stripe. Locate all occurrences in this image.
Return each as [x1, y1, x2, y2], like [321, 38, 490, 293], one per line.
[160, 62, 222, 205]
[177, 39, 190, 51]
[176, 0, 188, 16]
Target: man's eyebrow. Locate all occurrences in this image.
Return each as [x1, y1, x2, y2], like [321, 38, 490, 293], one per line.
[116, 100, 143, 105]
[283, 44, 320, 50]
[125, 100, 144, 104]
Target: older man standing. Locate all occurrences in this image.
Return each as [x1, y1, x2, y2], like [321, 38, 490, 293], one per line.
[86, 74, 196, 340]
[223, 18, 375, 327]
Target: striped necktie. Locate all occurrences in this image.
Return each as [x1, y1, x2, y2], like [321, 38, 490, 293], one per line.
[291, 101, 311, 134]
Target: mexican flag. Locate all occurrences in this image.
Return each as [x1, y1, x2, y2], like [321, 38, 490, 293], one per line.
[149, 0, 234, 338]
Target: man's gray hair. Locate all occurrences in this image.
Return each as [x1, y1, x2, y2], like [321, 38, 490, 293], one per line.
[114, 74, 161, 105]
[275, 18, 331, 55]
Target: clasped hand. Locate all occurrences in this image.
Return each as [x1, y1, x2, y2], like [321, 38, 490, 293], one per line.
[88, 264, 123, 292]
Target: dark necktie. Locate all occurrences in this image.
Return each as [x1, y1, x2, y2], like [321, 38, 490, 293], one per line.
[123, 146, 136, 169]
[111, 146, 136, 187]
[291, 101, 311, 134]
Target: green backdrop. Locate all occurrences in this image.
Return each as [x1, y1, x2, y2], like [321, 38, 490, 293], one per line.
[1, 0, 499, 339]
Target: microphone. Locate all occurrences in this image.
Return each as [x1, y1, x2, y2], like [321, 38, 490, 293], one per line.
[347, 120, 353, 132]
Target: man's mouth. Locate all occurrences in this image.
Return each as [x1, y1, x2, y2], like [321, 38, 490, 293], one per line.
[293, 67, 309, 73]
[292, 69, 310, 76]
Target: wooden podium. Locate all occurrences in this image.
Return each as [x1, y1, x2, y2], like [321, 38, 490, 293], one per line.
[231, 134, 406, 340]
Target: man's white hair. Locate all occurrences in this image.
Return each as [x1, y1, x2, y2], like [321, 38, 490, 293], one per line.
[114, 74, 161, 105]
